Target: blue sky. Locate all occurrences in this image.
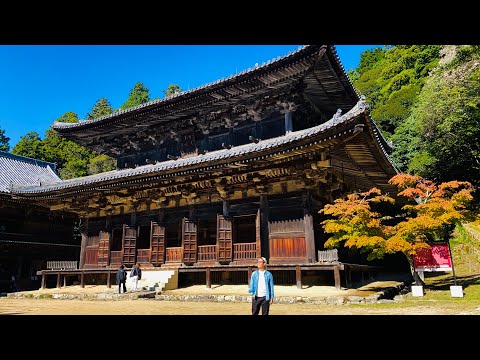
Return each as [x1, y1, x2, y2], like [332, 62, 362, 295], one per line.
[0, 45, 378, 149]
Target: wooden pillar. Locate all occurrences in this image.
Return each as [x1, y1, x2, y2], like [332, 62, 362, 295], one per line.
[63, 275, 67, 287]
[346, 265, 352, 288]
[295, 265, 302, 289]
[158, 208, 165, 223]
[259, 195, 270, 261]
[80, 272, 85, 288]
[247, 266, 252, 285]
[206, 268, 211, 289]
[107, 270, 111, 288]
[222, 200, 229, 218]
[303, 190, 316, 263]
[334, 265, 341, 290]
[189, 205, 196, 219]
[79, 218, 89, 269]
[304, 214, 315, 262]
[56, 273, 61, 288]
[228, 127, 234, 146]
[106, 214, 112, 231]
[131, 211, 137, 226]
[41, 272, 46, 289]
[16, 255, 23, 279]
[255, 121, 262, 140]
[284, 111, 293, 134]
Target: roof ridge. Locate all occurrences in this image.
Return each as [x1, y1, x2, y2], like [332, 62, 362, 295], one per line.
[0, 150, 57, 169]
[52, 45, 314, 130]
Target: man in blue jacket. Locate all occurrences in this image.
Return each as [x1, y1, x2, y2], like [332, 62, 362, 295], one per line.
[248, 257, 274, 315]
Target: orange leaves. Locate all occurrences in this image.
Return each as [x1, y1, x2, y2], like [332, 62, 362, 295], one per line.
[323, 221, 352, 234]
[397, 187, 425, 200]
[451, 189, 474, 208]
[438, 180, 473, 193]
[321, 173, 475, 259]
[388, 173, 422, 190]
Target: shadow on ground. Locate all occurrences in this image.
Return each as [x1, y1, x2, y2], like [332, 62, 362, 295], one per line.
[425, 273, 480, 290]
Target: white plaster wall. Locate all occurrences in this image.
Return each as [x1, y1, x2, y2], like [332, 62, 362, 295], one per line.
[125, 269, 178, 291]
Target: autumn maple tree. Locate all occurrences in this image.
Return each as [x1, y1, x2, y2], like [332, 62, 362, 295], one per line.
[321, 173, 474, 285]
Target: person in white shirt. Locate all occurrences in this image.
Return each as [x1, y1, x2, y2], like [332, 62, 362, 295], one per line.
[130, 264, 142, 291]
[248, 257, 274, 315]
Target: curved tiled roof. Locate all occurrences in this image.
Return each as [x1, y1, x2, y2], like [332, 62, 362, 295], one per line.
[0, 151, 61, 193]
[53, 45, 358, 135]
[52, 45, 311, 131]
[12, 99, 393, 196]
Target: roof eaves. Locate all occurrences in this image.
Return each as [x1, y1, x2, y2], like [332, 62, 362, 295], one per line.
[13, 98, 370, 196]
[52, 45, 314, 131]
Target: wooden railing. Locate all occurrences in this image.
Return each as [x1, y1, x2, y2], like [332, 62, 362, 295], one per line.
[318, 249, 339, 263]
[233, 243, 257, 261]
[109, 251, 122, 268]
[46, 261, 78, 270]
[165, 247, 183, 263]
[136, 249, 151, 264]
[197, 245, 217, 262]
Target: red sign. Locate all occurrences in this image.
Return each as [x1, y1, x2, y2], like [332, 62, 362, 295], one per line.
[414, 243, 452, 272]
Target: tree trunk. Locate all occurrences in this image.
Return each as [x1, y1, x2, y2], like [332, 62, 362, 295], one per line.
[406, 253, 424, 286]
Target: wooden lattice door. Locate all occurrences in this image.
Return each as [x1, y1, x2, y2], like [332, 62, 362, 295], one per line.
[122, 224, 137, 267]
[150, 221, 166, 266]
[217, 214, 232, 262]
[182, 218, 197, 264]
[97, 231, 110, 267]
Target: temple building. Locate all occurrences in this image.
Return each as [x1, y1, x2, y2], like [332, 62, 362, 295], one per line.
[0, 151, 78, 291]
[10, 45, 400, 290]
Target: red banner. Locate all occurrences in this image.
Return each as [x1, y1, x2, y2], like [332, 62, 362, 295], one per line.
[414, 243, 452, 272]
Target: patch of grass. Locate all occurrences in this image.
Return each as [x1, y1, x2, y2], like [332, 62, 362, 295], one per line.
[38, 294, 53, 299]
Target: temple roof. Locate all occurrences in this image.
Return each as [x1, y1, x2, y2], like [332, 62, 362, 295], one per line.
[11, 99, 398, 197]
[52, 45, 359, 153]
[0, 151, 61, 194]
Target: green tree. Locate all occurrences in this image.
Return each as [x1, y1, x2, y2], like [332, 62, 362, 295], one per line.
[55, 111, 80, 123]
[88, 154, 116, 175]
[348, 47, 387, 82]
[11, 131, 43, 158]
[164, 84, 181, 97]
[353, 45, 441, 138]
[120, 82, 151, 110]
[42, 112, 94, 179]
[393, 45, 480, 186]
[0, 127, 10, 151]
[86, 97, 114, 120]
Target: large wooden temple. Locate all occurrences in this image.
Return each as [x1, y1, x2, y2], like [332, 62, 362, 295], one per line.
[11, 45, 400, 290]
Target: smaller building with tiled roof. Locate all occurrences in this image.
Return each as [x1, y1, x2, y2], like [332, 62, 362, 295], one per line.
[0, 151, 61, 194]
[0, 151, 78, 293]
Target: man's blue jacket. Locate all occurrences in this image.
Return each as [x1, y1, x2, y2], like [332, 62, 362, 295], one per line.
[249, 270, 274, 301]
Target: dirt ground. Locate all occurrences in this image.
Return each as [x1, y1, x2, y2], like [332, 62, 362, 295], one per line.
[2, 281, 480, 315]
[2, 296, 480, 315]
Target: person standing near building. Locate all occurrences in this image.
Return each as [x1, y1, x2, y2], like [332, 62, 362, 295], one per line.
[130, 263, 142, 291]
[116, 264, 127, 294]
[248, 257, 274, 315]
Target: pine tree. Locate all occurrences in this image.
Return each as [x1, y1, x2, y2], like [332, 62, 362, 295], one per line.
[0, 127, 10, 151]
[120, 82, 151, 110]
[86, 97, 114, 120]
[164, 84, 181, 98]
[11, 132, 43, 159]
